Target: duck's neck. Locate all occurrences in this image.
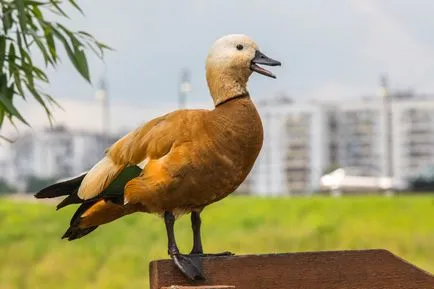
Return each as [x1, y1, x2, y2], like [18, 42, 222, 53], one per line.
[206, 68, 250, 106]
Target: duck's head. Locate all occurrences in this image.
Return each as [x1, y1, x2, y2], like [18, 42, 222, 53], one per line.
[206, 34, 281, 106]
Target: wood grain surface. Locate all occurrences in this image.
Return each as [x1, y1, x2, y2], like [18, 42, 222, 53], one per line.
[150, 249, 434, 289]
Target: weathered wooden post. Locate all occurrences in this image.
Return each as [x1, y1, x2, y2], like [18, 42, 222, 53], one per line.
[150, 249, 434, 289]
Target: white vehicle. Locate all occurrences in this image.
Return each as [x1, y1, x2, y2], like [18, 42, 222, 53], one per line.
[320, 167, 394, 196]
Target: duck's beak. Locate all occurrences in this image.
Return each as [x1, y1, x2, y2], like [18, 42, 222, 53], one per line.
[250, 50, 281, 79]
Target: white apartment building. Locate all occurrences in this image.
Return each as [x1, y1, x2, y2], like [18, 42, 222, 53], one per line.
[337, 94, 434, 188]
[336, 99, 386, 177]
[391, 98, 434, 185]
[0, 126, 116, 190]
[246, 91, 434, 195]
[247, 97, 334, 195]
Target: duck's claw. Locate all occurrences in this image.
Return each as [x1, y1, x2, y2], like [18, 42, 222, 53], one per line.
[172, 253, 205, 281]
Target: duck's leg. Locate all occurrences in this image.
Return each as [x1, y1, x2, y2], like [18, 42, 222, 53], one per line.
[164, 211, 204, 280]
[189, 211, 233, 257]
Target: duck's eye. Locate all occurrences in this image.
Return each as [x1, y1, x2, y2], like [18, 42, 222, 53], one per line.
[236, 44, 244, 51]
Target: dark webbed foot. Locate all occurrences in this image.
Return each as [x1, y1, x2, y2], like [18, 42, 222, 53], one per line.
[171, 253, 205, 280]
[170, 252, 233, 280]
[165, 211, 205, 280]
[164, 210, 233, 280]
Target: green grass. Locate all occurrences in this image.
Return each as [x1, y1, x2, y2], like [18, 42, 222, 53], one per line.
[1, 195, 434, 289]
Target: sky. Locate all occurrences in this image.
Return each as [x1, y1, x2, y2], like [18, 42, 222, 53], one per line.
[2, 0, 434, 136]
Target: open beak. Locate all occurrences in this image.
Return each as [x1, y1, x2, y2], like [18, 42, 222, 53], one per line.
[250, 50, 281, 79]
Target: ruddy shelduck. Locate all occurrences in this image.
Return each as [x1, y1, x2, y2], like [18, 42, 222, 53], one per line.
[35, 34, 281, 280]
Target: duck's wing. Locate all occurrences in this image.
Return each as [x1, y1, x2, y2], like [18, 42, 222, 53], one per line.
[35, 110, 207, 240]
[77, 113, 177, 201]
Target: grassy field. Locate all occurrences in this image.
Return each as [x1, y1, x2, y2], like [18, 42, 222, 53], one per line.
[1, 195, 434, 289]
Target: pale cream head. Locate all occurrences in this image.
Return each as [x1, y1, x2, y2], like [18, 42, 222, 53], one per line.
[206, 34, 280, 106]
[206, 34, 258, 106]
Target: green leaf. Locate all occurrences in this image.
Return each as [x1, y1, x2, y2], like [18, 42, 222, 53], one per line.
[36, 20, 58, 63]
[53, 25, 90, 82]
[85, 42, 103, 59]
[15, 30, 25, 67]
[32, 66, 49, 82]
[0, 36, 5, 70]
[15, 0, 30, 47]
[0, 85, 29, 126]
[24, 81, 48, 110]
[44, 27, 57, 61]
[68, 0, 83, 14]
[25, 9, 39, 32]
[42, 92, 62, 109]
[96, 41, 113, 51]
[15, 0, 26, 26]
[29, 30, 53, 65]
[0, 103, 5, 128]
[77, 31, 94, 38]
[50, 1, 69, 18]
[52, 26, 78, 64]
[8, 43, 16, 79]
[0, 74, 6, 87]
[74, 49, 90, 81]
[9, 43, 16, 62]
[18, 48, 36, 88]
[16, 30, 23, 49]
[13, 72, 25, 97]
[24, 0, 48, 6]
[2, 7, 13, 33]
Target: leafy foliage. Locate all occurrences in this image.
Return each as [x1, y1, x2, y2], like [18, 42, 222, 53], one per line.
[0, 0, 110, 131]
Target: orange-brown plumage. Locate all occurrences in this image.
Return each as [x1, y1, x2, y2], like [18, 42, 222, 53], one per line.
[35, 34, 280, 279]
[76, 96, 263, 229]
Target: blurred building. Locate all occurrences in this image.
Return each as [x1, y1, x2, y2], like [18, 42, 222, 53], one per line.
[246, 90, 434, 195]
[247, 96, 336, 195]
[336, 100, 385, 177]
[391, 96, 434, 187]
[0, 125, 117, 191]
[336, 92, 434, 189]
[0, 142, 15, 183]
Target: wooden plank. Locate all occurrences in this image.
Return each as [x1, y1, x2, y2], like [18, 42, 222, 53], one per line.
[150, 249, 434, 289]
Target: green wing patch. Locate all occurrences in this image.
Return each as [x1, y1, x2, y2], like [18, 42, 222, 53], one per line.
[99, 165, 142, 204]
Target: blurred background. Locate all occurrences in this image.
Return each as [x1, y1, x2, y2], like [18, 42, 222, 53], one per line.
[1, 0, 434, 288]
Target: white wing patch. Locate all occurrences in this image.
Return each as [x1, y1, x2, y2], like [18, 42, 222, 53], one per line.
[77, 156, 122, 200]
[137, 157, 149, 170]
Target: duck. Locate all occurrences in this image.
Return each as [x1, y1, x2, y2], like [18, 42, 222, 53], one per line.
[35, 34, 281, 280]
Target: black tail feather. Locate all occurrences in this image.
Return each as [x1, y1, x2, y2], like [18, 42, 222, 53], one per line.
[62, 225, 99, 241]
[36, 167, 134, 241]
[56, 192, 82, 210]
[34, 173, 86, 199]
[61, 200, 100, 241]
[70, 201, 97, 226]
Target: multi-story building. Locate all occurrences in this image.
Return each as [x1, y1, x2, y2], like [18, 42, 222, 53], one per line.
[392, 97, 434, 186]
[247, 97, 334, 195]
[337, 93, 434, 188]
[0, 125, 118, 190]
[246, 90, 434, 195]
[336, 99, 385, 177]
